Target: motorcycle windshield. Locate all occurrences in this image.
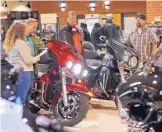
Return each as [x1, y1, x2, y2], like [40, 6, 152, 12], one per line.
[59, 31, 75, 46]
[105, 39, 134, 61]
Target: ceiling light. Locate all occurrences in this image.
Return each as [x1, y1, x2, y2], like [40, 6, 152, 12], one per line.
[104, 0, 110, 10]
[26, 1, 31, 8]
[89, 0, 96, 12]
[60, 0, 67, 12]
[3, 1, 7, 7]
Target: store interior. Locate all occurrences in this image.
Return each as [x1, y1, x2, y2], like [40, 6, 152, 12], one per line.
[1, 1, 162, 132]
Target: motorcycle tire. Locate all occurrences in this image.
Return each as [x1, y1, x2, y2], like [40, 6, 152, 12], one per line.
[29, 103, 41, 114]
[53, 92, 89, 126]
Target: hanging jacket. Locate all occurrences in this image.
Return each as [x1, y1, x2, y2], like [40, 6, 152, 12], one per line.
[91, 26, 102, 49]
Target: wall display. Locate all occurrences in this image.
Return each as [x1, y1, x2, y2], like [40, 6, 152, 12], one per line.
[9, 11, 39, 20]
[31, 11, 39, 19]
[10, 11, 16, 19]
[21, 12, 28, 19]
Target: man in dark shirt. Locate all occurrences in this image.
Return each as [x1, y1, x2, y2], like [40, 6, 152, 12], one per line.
[101, 17, 121, 39]
[59, 11, 83, 54]
[91, 23, 102, 49]
[80, 23, 91, 42]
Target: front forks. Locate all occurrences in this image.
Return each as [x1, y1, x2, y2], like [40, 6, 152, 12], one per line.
[61, 69, 68, 107]
[119, 63, 126, 83]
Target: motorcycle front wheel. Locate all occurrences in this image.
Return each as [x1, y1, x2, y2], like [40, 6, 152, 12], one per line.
[53, 92, 89, 126]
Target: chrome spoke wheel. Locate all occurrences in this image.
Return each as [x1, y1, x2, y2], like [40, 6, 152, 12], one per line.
[57, 92, 82, 120]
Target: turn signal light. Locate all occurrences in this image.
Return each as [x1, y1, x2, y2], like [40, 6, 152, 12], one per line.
[119, 63, 124, 68]
[147, 64, 155, 72]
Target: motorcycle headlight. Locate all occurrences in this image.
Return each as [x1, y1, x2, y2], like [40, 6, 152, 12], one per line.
[66, 61, 73, 69]
[128, 56, 138, 68]
[73, 63, 82, 75]
[82, 70, 88, 77]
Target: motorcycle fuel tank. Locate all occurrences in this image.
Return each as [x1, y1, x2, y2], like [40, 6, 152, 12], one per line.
[48, 40, 83, 68]
[117, 66, 162, 109]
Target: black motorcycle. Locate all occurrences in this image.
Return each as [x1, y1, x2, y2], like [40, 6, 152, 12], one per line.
[117, 47, 162, 132]
[83, 37, 143, 100]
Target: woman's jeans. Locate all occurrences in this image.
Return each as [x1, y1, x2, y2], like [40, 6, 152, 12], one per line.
[25, 71, 34, 106]
[16, 71, 31, 105]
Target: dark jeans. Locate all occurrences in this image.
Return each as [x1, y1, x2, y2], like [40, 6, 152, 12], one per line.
[16, 71, 31, 105]
[25, 71, 34, 106]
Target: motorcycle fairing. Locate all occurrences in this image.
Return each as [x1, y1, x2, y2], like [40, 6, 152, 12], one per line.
[40, 74, 50, 102]
[118, 67, 162, 108]
[48, 40, 83, 68]
[106, 39, 139, 62]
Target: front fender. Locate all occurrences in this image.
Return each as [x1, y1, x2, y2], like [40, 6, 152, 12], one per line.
[67, 84, 93, 98]
[51, 83, 92, 105]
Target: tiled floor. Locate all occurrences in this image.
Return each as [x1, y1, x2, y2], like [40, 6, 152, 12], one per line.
[40, 98, 128, 132]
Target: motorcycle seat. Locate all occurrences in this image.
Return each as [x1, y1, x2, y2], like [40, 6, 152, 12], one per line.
[82, 41, 104, 60]
[82, 41, 96, 51]
[85, 59, 102, 72]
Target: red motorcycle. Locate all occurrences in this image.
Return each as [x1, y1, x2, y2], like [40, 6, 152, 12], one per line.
[29, 32, 92, 126]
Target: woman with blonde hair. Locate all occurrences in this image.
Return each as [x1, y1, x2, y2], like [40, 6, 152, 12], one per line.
[4, 22, 40, 105]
